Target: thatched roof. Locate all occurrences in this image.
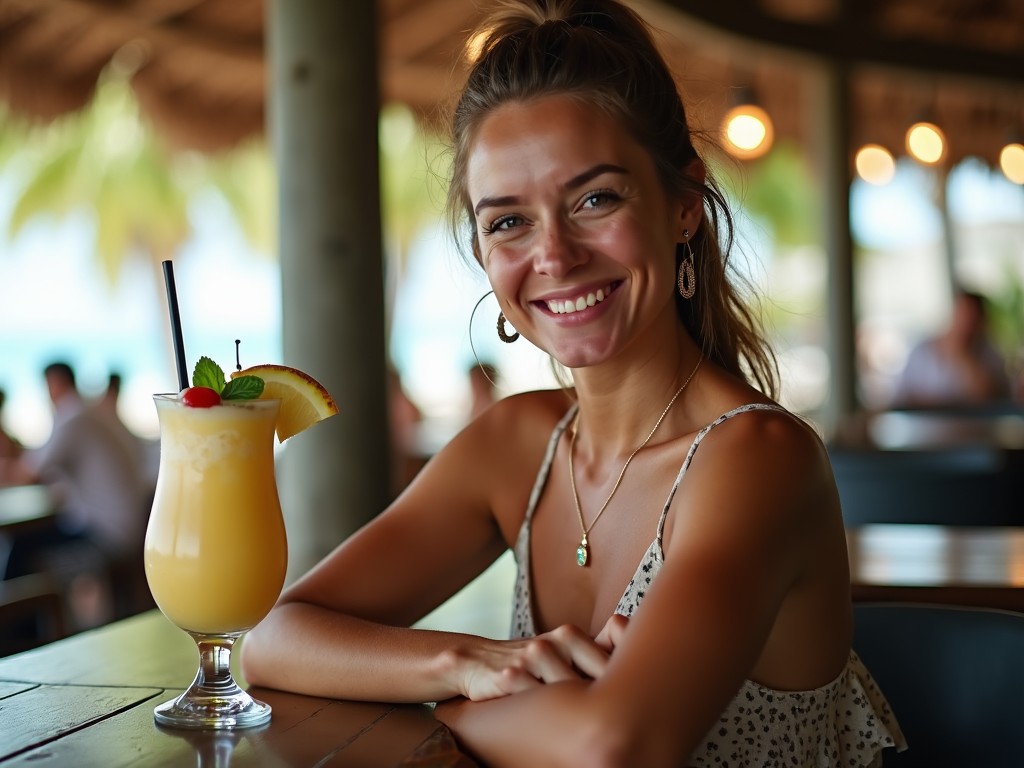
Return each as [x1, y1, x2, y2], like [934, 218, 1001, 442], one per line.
[0, 0, 1022, 167]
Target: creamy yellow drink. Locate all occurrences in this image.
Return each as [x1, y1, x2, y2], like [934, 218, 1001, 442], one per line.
[144, 395, 287, 634]
[143, 352, 336, 729]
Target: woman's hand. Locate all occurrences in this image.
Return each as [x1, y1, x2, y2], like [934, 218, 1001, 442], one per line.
[455, 623, 611, 701]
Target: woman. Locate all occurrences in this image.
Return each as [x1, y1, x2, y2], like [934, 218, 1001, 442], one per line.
[243, 1, 905, 764]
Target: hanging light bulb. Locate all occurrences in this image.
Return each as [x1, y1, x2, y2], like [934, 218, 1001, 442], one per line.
[999, 142, 1024, 185]
[855, 144, 896, 185]
[721, 87, 774, 161]
[905, 121, 946, 165]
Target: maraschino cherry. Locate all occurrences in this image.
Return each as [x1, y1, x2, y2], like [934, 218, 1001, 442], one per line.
[182, 386, 221, 408]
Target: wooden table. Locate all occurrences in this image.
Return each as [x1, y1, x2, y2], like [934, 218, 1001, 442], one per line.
[848, 524, 1024, 612]
[0, 610, 478, 767]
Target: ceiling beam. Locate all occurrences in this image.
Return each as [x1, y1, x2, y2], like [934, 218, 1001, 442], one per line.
[657, 0, 1024, 88]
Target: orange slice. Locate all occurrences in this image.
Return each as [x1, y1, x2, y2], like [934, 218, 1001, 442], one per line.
[231, 364, 339, 442]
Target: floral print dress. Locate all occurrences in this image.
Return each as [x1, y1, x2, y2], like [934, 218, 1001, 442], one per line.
[510, 403, 907, 767]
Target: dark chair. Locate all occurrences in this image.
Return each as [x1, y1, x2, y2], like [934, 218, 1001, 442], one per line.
[829, 446, 1020, 527]
[31, 535, 154, 627]
[853, 602, 1024, 767]
[0, 572, 66, 656]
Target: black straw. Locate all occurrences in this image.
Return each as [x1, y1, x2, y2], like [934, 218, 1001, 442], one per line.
[162, 260, 189, 391]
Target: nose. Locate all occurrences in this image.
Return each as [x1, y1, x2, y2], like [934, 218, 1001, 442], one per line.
[531, 218, 586, 277]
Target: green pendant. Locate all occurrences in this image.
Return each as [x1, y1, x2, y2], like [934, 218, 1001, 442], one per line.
[576, 541, 589, 567]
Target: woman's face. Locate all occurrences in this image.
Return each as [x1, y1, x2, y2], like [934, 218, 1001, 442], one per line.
[466, 95, 703, 369]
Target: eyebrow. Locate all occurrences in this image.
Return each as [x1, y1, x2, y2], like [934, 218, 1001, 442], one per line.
[472, 163, 630, 217]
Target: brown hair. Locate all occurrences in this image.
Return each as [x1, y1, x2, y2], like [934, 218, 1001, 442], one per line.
[445, 0, 778, 397]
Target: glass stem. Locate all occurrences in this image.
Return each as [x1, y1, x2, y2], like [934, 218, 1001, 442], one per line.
[190, 633, 242, 697]
[154, 629, 270, 728]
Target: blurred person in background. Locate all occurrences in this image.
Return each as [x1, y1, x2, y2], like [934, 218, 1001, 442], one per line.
[892, 289, 1011, 408]
[5, 361, 152, 623]
[95, 370, 157, 486]
[0, 388, 24, 485]
[95, 371, 126, 423]
[95, 372, 137, 454]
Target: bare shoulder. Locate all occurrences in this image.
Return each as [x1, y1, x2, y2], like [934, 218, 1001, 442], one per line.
[422, 387, 575, 538]
[410, 387, 573, 491]
[445, 387, 575, 482]
[701, 404, 826, 466]
[465, 387, 574, 441]
[683, 403, 838, 526]
[686, 365, 828, 483]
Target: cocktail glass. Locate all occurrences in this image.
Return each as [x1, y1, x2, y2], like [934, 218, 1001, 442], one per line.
[144, 394, 287, 729]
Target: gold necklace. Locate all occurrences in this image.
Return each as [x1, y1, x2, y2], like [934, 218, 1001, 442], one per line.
[568, 357, 703, 567]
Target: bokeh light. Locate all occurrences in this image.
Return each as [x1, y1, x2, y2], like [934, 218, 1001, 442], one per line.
[998, 142, 1024, 184]
[855, 144, 896, 185]
[905, 121, 947, 165]
[723, 104, 774, 160]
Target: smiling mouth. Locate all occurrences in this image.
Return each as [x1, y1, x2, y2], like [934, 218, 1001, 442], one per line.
[543, 282, 620, 315]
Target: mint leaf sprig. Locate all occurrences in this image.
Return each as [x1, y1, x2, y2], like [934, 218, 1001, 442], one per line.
[193, 356, 265, 400]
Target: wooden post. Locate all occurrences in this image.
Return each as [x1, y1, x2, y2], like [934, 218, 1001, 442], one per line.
[819, 60, 859, 440]
[268, 1, 390, 580]
[936, 166, 958, 297]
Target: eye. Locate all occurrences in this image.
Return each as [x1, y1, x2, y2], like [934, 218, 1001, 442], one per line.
[481, 214, 523, 235]
[579, 189, 620, 210]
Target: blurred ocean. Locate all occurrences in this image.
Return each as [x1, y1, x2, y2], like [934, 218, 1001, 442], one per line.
[0, 210, 282, 445]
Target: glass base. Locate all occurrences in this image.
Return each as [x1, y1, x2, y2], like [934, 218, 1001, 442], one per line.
[154, 630, 271, 730]
[154, 688, 272, 730]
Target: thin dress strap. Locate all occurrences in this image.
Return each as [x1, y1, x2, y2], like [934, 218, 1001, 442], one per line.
[510, 403, 577, 638]
[522, 402, 578, 526]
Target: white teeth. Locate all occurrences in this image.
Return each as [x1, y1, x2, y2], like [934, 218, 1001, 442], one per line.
[545, 285, 613, 314]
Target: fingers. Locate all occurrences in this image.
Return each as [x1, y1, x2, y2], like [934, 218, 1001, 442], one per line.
[464, 643, 572, 701]
[594, 613, 629, 653]
[545, 623, 609, 680]
[505, 624, 610, 685]
[495, 664, 545, 696]
[460, 625, 612, 701]
[510, 630, 590, 685]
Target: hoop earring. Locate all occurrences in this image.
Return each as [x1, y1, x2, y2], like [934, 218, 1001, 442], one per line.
[677, 239, 696, 300]
[497, 312, 520, 343]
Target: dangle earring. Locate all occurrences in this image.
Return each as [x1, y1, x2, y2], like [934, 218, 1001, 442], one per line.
[677, 229, 696, 300]
[497, 312, 520, 343]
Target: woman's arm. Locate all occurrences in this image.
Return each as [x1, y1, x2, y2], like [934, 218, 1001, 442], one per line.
[436, 409, 848, 767]
[242, 392, 608, 702]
